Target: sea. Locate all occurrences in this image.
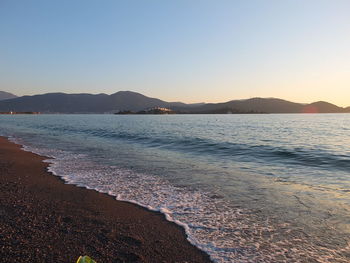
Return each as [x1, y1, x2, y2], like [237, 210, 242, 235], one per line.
[0, 114, 349, 262]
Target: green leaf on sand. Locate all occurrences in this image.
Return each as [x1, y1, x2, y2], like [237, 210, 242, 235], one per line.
[76, 255, 97, 263]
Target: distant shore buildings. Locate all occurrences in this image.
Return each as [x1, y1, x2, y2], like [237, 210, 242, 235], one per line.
[0, 111, 41, 115]
[115, 107, 175, 115]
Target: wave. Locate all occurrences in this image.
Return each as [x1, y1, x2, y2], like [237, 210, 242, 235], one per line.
[30, 123, 350, 172]
[5, 135, 350, 263]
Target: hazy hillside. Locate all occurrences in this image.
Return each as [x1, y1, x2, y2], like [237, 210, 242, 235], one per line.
[177, 98, 349, 114]
[301, 101, 345, 113]
[180, 98, 303, 113]
[0, 91, 188, 113]
[107, 91, 189, 111]
[0, 91, 17, 101]
[0, 91, 348, 114]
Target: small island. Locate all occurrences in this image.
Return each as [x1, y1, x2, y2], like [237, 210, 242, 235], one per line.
[115, 107, 175, 115]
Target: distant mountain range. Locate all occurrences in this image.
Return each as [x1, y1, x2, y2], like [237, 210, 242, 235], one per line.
[177, 98, 350, 114]
[0, 91, 17, 101]
[0, 91, 194, 113]
[0, 90, 349, 114]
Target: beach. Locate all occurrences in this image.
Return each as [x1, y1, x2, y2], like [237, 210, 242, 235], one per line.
[0, 136, 212, 263]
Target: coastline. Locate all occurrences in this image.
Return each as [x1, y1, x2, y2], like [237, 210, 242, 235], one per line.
[0, 136, 212, 263]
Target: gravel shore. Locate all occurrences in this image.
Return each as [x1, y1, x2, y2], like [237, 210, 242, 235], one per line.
[0, 137, 211, 263]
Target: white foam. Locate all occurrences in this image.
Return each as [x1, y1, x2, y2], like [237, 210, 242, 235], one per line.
[7, 136, 350, 263]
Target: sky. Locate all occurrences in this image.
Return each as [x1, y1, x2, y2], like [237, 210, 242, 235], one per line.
[0, 0, 350, 106]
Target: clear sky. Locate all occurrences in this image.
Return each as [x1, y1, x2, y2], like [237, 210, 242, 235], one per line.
[1, 0, 349, 106]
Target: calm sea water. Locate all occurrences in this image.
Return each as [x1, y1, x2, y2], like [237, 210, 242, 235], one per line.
[1, 114, 349, 262]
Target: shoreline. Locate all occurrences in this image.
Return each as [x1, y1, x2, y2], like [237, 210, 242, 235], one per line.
[0, 136, 212, 262]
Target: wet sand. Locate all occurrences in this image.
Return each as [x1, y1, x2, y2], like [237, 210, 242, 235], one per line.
[0, 137, 212, 263]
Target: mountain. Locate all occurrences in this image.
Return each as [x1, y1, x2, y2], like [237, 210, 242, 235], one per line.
[0, 91, 17, 101]
[301, 101, 345, 113]
[0, 91, 348, 114]
[179, 98, 349, 114]
[178, 98, 303, 114]
[0, 91, 188, 113]
[107, 91, 189, 111]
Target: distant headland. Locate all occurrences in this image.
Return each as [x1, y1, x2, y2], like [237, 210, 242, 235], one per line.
[0, 90, 349, 114]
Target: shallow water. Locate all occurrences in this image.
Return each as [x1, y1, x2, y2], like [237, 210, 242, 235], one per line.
[1, 114, 349, 262]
